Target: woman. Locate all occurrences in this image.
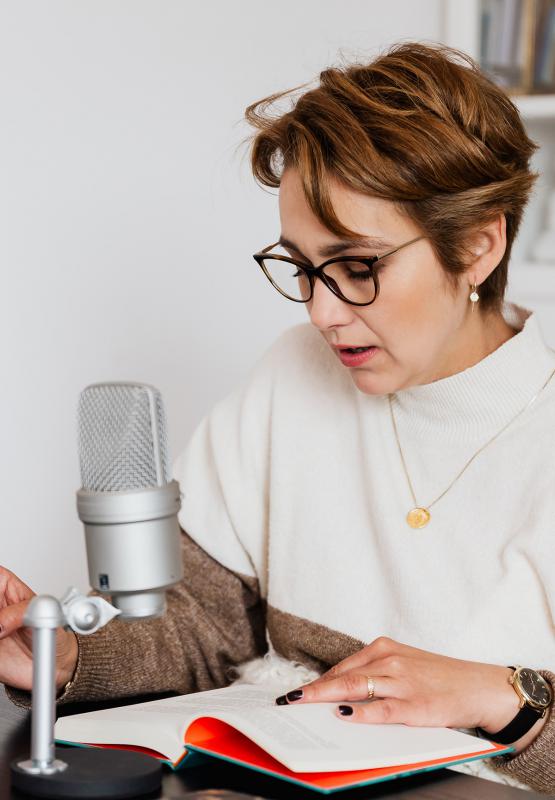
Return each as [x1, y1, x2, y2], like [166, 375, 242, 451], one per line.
[1, 42, 554, 793]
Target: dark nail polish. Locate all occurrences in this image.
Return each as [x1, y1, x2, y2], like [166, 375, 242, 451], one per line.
[275, 695, 288, 705]
[338, 705, 353, 716]
[286, 689, 303, 702]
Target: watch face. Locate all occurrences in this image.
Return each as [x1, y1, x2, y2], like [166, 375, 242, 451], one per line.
[518, 668, 553, 707]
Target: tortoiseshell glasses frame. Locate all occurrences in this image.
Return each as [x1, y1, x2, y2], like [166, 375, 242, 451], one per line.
[253, 234, 427, 306]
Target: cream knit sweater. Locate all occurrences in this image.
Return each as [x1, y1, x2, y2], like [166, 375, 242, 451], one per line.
[177, 301, 555, 669]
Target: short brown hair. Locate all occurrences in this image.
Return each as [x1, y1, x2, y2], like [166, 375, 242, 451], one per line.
[245, 42, 539, 313]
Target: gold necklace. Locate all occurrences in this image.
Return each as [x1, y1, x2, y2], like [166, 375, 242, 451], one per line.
[388, 365, 555, 529]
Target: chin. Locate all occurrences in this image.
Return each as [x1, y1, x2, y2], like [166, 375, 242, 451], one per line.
[350, 370, 394, 396]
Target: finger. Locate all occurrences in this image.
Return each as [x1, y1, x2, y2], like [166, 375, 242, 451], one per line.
[0, 567, 34, 608]
[314, 637, 404, 684]
[276, 672, 400, 705]
[317, 655, 411, 694]
[358, 655, 410, 680]
[0, 599, 32, 638]
[336, 698, 408, 724]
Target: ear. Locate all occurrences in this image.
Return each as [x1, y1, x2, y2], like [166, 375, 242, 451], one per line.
[465, 213, 507, 287]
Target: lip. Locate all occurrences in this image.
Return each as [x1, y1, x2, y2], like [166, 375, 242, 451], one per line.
[332, 344, 377, 350]
[335, 345, 381, 368]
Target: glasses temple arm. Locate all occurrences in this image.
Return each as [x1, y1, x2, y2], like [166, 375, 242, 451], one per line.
[376, 235, 426, 261]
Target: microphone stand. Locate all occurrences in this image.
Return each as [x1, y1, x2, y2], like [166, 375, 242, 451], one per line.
[10, 589, 163, 798]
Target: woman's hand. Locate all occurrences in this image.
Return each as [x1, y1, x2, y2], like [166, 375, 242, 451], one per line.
[0, 565, 78, 692]
[275, 636, 537, 747]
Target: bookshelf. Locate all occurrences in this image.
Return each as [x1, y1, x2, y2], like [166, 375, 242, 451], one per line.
[444, 0, 555, 93]
[444, 0, 555, 344]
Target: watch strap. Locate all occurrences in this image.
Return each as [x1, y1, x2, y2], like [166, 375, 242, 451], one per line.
[476, 703, 544, 745]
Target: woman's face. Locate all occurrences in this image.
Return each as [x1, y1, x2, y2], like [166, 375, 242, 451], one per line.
[278, 168, 477, 395]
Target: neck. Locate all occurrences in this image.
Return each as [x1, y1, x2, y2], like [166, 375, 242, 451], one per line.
[391, 304, 555, 444]
[427, 308, 517, 384]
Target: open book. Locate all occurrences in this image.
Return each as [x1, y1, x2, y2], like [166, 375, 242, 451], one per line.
[55, 684, 513, 794]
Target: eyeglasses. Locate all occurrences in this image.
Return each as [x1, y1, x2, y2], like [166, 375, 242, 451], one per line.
[253, 235, 427, 306]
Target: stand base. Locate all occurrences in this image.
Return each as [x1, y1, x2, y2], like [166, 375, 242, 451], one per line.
[11, 747, 162, 798]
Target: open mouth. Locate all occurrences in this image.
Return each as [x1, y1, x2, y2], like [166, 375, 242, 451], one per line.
[336, 345, 380, 367]
[343, 347, 373, 354]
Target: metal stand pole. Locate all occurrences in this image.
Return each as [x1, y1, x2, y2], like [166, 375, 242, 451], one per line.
[16, 597, 68, 776]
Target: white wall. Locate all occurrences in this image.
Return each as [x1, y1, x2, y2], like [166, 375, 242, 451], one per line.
[1, 0, 444, 594]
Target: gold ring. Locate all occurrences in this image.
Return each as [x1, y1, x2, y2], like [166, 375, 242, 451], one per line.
[366, 676, 375, 700]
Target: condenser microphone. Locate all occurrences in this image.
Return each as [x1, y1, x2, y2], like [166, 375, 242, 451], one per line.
[76, 382, 183, 620]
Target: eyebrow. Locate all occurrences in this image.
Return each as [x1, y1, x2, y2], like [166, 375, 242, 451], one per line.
[278, 235, 394, 259]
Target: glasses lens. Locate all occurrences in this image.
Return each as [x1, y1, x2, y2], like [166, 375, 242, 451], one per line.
[323, 260, 376, 304]
[261, 258, 312, 301]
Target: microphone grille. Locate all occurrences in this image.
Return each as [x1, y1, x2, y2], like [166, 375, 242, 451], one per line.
[78, 383, 170, 492]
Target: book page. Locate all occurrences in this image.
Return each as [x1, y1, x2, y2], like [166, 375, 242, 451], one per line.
[55, 683, 496, 773]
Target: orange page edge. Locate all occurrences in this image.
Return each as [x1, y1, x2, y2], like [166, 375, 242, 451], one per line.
[183, 716, 513, 791]
[73, 715, 513, 793]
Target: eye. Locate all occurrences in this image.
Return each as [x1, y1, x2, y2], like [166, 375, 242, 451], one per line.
[347, 268, 373, 282]
[340, 261, 377, 282]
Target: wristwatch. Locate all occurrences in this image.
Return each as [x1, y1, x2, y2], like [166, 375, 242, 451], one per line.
[476, 666, 553, 745]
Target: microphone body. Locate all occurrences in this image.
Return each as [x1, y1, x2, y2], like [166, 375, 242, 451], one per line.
[77, 481, 182, 619]
[76, 382, 184, 620]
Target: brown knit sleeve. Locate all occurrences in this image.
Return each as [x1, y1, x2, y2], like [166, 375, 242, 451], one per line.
[5, 529, 267, 708]
[488, 669, 555, 794]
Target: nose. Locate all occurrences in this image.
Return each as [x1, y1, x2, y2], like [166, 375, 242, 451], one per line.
[306, 275, 355, 331]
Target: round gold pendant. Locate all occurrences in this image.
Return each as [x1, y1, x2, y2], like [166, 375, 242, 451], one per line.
[406, 507, 431, 529]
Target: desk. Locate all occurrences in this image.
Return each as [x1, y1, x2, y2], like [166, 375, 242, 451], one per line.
[0, 687, 548, 800]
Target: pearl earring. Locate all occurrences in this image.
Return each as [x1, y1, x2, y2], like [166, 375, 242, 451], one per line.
[469, 283, 479, 312]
